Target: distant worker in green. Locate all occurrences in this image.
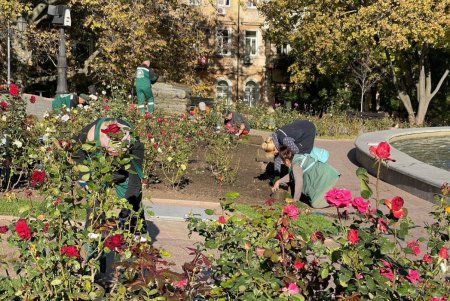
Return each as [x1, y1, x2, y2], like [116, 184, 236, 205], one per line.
[52, 93, 89, 111]
[135, 59, 159, 113]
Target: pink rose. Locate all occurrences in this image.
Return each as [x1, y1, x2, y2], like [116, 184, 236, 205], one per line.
[369, 141, 395, 161]
[406, 269, 420, 284]
[377, 218, 388, 233]
[276, 227, 293, 242]
[325, 187, 352, 208]
[0, 101, 8, 110]
[15, 219, 32, 240]
[281, 283, 299, 295]
[30, 95, 36, 103]
[283, 204, 299, 220]
[429, 297, 446, 301]
[255, 247, 265, 257]
[351, 196, 370, 214]
[438, 247, 448, 260]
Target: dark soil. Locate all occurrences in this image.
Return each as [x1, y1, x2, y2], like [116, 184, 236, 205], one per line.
[146, 142, 277, 205]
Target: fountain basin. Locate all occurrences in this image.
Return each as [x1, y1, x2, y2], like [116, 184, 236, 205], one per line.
[355, 127, 450, 203]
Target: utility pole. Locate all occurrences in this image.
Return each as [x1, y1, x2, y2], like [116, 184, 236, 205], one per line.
[6, 22, 11, 84]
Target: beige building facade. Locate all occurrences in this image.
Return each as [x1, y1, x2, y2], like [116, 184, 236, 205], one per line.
[188, 0, 286, 107]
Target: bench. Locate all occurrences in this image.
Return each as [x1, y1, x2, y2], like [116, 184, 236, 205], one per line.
[346, 111, 387, 120]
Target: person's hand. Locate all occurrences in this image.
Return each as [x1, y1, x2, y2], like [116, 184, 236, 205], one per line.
[271, 180, 280, 192]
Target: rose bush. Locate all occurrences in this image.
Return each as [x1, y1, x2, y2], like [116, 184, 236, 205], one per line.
[187, 144, 449, 300]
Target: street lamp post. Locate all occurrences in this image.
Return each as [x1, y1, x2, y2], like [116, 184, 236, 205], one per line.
[47, 5, 71, 95]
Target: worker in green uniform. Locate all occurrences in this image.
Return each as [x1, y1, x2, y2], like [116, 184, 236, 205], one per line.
[272, 145, 340, 208]
[52, 93, 89, 111]
[135, 59, 159, 113]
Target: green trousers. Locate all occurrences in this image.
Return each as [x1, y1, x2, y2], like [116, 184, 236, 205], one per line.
[136, 86, 154, 113]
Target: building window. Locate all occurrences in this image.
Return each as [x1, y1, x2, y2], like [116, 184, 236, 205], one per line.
[217, 80, 232, 104]
[276, 43, 290, 55]
[217, 0, 230, 7]
[246, 0, 257, 8]
[216, 29, 230, 55]
[245, 31, 257, 56]
[244, 80, 259, 107]
[188, 0, 201, 5]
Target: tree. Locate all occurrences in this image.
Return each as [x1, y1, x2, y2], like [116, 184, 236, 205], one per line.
[259, 0, 450, 125]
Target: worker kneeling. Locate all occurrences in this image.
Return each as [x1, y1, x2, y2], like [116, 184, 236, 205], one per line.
[271, 145, 340, 208]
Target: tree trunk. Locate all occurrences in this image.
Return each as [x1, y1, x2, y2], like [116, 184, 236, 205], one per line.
[398, 91, 416, 125]
[415, 68, 449, 125]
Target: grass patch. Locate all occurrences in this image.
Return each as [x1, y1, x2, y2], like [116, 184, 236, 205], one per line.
[235, 203, 336, 237]
[0, 198, 86, 219]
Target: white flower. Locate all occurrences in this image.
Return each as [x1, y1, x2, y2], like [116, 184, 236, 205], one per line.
[157, 148, 162, 153]
[150, 138, 155, 143]
[89, 95, 98, 101]
[43, 112, 49, 118]
[102, 90, 107, 95]
[0, 138, 6, 145]
[26, 126, 31, 131]
[1, 115, 6, 122]
[167, 156, 173, 162]
[13, 140, 22, 148]
[440, 261, 448, 273]
[83, 105, 90, 111]
[128, 95, 132, 99]
[61, 114, 70, 122]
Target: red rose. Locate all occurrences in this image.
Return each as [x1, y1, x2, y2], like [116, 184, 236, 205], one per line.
[385, 197, 406, 219]
[438, 247, 448, 260]
[293, 260, 304, 271]
[31, 170, 46, 187]
[407, 240, 421, 256]
[101, 123, 120, 134]
[283, 204, 299, 220]
[103, 105, 110, 111]
[276, 227, 293, 242]
[325, 187, 352, 208]
[0, 226, 8, 233]
[218, 216, 226, 224]
[423, 254, 433, 264]
[43, 222, 49, 232]
[0, 101, 7, 110]
[189, 111, 195, 116]
[145, 112, 151, 119]
[15, 219, 32, 240]
[30, 95, 36, 103]
[9, 83, 19, 97]
[369, 141, 395, 161]
[59, 140, 71, 150]
[311, 231, 325, 243]
[104, 234, 124, 251]
[157, 117, 163, 123]
[174, 278, 188, 289]
[0, 85, 3, 90]
[60, 245, 80, 258]
[153, 143, 158, 149]
[265, 197, 276, 206]
[130, 103, 137, 111]
[347, 229, 359, 245]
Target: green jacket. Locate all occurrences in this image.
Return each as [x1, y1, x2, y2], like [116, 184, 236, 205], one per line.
[52, 94, 75, 111]
[135, 65, 159, 89]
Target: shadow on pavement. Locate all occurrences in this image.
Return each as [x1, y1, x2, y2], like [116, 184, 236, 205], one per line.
[145, 220, 160, 243]
[346, 148, 361, 167]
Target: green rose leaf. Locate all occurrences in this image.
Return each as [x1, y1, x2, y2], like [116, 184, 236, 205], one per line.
[77, 165, 90, 173]
[51, 278, 62, 286]
[204, 209, 215, 215]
